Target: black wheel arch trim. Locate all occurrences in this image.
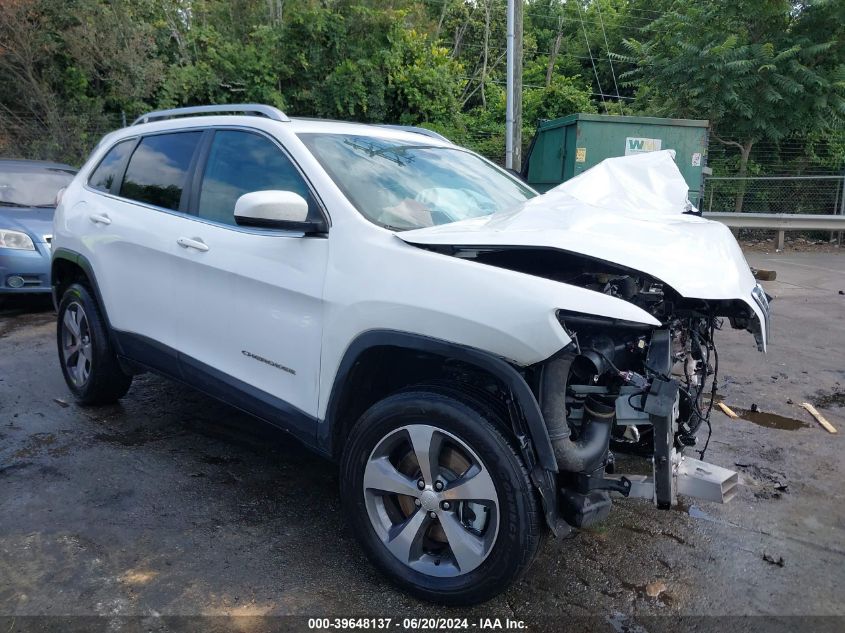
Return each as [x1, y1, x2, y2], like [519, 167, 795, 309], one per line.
[52, 248, 98, 309]
[322, 330, 562, 531]
[322, 330, 557, 471]
[51, 248, 122, 353]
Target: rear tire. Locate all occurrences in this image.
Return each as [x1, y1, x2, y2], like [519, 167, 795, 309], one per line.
[340, 388, 542, 605]
[57, 283, 131, 405]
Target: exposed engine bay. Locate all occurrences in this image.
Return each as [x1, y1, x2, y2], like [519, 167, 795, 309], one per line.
[399, 150, 772, 532]
[533, 314, 740, 532]
[456, 246, 766, 350]
[419, 241, 769, 530]
[534, 260, 759, 530]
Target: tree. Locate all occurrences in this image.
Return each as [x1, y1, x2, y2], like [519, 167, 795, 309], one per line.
[2, 0, 842, 169]
[620, 0, 845, 210]
[0, 0, 164, 162]
[523, 75, 596, 123]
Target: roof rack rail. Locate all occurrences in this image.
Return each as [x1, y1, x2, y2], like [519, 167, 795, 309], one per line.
[131, 104, 290, 126]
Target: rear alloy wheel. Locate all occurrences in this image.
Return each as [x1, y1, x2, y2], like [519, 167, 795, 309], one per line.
[340, 389, 542, 605]
[60, 301, 93, 388]
[57, 283, 132, 405]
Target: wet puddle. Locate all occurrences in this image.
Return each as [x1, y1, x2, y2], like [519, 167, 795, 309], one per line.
[94, 426, 182, 447]
[199, 454, 242, 466]
[733, 408, 809, 431]
[674, 502, 728, 524]
[607, 612, 654, 633]
[687, 505, 718, 522]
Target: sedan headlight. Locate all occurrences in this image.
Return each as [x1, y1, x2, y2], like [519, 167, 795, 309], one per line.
[0, 229, 36, 250]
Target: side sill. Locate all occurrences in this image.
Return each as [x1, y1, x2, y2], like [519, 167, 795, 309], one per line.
[114, 330, 327, 458]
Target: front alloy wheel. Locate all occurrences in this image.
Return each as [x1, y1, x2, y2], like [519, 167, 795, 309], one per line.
[340, 388, 543, 605]
[363, 424, 499, 577]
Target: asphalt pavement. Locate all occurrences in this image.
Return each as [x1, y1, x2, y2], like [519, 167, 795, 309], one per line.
[1, 251, 843, 631]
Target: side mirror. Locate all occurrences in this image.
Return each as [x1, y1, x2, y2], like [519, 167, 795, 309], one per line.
[234, 190, 325, 233]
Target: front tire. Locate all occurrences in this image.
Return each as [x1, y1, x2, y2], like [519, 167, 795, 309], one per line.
[57, 283, 132, 405]
[340, 388, 542, 605]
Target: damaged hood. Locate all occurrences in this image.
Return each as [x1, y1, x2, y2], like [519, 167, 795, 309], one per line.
[400, 151, 758, 302]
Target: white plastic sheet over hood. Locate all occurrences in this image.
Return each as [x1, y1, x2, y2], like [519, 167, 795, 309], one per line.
[400, 150, 759, 304]
[545, 149, 693, 215]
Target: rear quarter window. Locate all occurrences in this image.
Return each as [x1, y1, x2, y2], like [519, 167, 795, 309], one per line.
[119, 132, 202, 211]
[88, 139, 135, 193]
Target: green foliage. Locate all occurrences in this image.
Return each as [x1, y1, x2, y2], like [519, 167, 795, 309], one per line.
[385, 30, 463, 124]
[157, 23, 289, 109]
[309, 20, 463, 123]
[620, 0, 845, 146]
[0, 0, 843, 174]
[524, 76, 597, 123]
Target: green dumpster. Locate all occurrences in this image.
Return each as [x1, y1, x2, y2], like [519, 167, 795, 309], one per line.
[523, 114, 710, 204]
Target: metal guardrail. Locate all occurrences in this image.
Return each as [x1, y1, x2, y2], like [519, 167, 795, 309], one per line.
[703, 212, 845, 230]
[703, 212, 845, 249]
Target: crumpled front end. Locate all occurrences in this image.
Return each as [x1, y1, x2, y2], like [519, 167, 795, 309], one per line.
[528, 252, 770, 527]
[398, 151, 773, 530]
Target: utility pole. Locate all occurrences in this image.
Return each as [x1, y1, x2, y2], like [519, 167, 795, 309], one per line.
[505, 0, 523, 171]
[513, 0, 523, 171]
[505, 0, 514, 170]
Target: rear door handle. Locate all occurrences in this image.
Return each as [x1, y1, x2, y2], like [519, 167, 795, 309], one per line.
[177, 237, 209, 252]
[89, 214, 111, 225]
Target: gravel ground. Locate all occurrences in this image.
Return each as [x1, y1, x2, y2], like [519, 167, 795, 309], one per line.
[1, 251, 843, 632]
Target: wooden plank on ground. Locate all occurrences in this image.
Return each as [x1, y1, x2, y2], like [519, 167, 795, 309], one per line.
[716, 402, 740, 419]
[801, 403, 838, 434]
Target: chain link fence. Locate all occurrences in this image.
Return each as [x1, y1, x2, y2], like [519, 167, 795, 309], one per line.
[703, 175, 845, 215]
[703, 175, 845, 245]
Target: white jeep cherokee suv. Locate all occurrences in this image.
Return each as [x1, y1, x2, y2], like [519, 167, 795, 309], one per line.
[52, 104, 769, 604]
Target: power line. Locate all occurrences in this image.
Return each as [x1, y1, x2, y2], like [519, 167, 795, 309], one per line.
[419, 0, 660, 32]
[595, 0, 623, 113]
[575, 1, 605, 110]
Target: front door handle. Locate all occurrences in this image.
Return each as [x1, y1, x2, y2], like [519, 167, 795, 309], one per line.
[89, 214, 111, 225]
[177, 237, 209, 252]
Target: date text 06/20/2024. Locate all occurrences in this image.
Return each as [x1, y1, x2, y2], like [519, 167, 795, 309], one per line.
[307, 618, 527, 630]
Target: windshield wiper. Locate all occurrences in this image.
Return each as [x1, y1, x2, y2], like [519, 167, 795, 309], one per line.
[381, 223, 411, 232]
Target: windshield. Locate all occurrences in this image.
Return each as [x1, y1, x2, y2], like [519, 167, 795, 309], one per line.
[0, 165, 76, 208]
[299, 133, 535, 230]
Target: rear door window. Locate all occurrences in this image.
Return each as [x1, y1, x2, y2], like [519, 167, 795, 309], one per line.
[197, 130, 319, 226]
[88, 139, 135, 193]
[120, 132, 202, 211]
